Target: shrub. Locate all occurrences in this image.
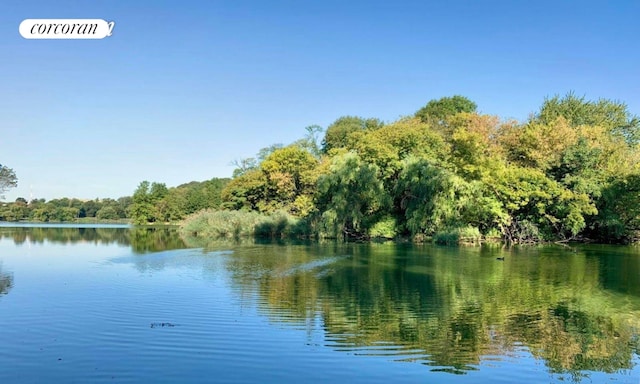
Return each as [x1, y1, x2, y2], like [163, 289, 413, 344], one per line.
[369, 216, 398, 239]
[179, 209, 309, 240]
[434, 226, 481, 245]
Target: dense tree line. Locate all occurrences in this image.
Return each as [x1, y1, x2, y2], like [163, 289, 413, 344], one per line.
[0, 174, 229, 224]
[129, 178, 230, 224]
[0, 196, 132, 222]
[201, 93, 640, 243]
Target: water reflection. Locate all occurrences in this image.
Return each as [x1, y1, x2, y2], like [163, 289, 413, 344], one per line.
[1, 226, 639, 380]
[0, 265, 13, 296]
[0, 226, 186, 254]
[216, 242, 640, 378]
[128, 227, 187, 253]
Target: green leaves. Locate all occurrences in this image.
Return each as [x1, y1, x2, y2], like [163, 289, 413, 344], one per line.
[321, 116, 383, 153]
[315, 152, 388, 239]
[191, 93, 640, 243]
[537, 92, 640, 145]
[415, 95, 477, 124]
[396, 157, 477, 237]
[0, 164, 17, 199]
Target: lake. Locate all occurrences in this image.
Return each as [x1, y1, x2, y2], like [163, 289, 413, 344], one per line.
[0, 224, 638, 383]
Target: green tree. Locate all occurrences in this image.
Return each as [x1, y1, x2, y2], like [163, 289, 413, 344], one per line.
[536, 92, 640, 145]
[322, 116, 384, 154]
[0, 164, 17, 199]
[130, 181, 156, 224]
[293, 125, 324, 159]
[484, 165, 596, 241]
[52, 207, 79, 222]
[592, 173, 640, 242]
[32, 206, 54, 222]
[260, 145, 319, 215]
[149, 182, 168, 202]
[415, 95, 477, 124]
[221, 169, 268, 212]
[315, 152, 388, 239]
[395, 157, 477, 237]
[347, 117, 449, 184]
[96, 206, 119, 220]
[80, 200, 101, 218]
[116, 196, 133, 218]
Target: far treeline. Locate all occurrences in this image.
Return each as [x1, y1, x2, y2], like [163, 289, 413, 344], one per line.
[0, 179, 230, 224]
[177, 93, 640, 245]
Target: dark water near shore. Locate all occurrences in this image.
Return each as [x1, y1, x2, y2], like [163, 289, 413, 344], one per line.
[0, 225, 638, 383]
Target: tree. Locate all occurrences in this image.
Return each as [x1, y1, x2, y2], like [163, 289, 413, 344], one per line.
[52, 207, 79, 222]
[96, 206, 119, 220]
[415, 95, 477, 124]
[395, 157, 478, 237]
[446, 113, 506, 179]
[483, 165, 596, 241]
[259, 145, 319, 215]
[231, 158, 258, 178]
[591, 173, 640, 242]
[221, 169, 268, 211]
[321, 116, 383, 153]
[346, 117, 449, 184]
[293, 125, 324, 158]
[149, 182, 168, 201]
[130, 181, 156, 224]
[116, 196, 133, 218]
[80, 200, 101, 218]
[315, 152, 389, 239]
[0, 164, 17, 199]
[536, 92, 640, 145]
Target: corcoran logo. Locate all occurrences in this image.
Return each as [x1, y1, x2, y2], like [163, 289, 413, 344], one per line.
[19, 19, 115, 39]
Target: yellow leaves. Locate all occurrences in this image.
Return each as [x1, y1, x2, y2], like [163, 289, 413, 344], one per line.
[267, 172, 296, 200]
[261, 145, 318, 177]
[345, 117, 449, 181]
[447, 113, 506, 178]
[497, 116, 640, 181]
[499, 117, 577, 170]
[292, 195, 316, 217]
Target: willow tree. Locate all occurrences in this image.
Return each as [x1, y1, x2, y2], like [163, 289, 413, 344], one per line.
[395, 157, 479, 237]
[315, 152, 388, 239]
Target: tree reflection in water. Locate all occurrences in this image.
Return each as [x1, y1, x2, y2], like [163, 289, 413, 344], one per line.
[0, 265, 12, 296]
[1, 226, 638, 379]
[0, 226, 186, 254]
[212, 241, 640, 378]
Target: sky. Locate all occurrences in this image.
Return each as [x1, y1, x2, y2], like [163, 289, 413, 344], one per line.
[1, 0, 639, 201]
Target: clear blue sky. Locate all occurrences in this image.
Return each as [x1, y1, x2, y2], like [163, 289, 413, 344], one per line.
[1, 0, 639, 201]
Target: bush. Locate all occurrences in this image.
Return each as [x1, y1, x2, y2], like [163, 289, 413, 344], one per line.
[369, 216, 398, 239]
[434, 226, 481, 245]
[483, 227, 502, 242]
[179, 209, 309, 240]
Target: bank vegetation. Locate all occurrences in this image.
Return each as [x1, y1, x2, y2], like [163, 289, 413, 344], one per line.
[168, 94, 639, 244]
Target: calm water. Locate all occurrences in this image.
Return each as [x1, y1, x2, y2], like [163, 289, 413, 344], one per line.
[0, 225, 639, 383]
